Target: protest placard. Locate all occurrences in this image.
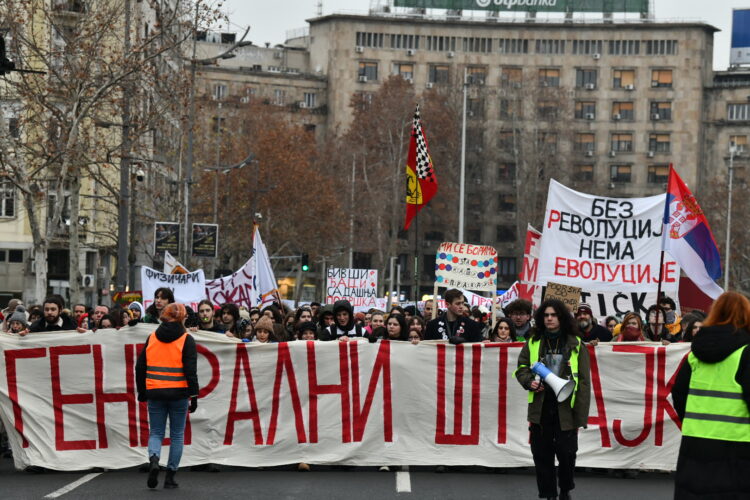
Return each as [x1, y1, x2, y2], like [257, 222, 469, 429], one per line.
[518, 225, 541, 303]
[435, 242, 498, 291]
[325, 268, 378, 307]
[140, 266, 205, 309]
[543, 282, 582, 312]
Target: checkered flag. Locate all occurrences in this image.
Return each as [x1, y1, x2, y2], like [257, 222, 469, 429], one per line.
[404, 104, 438, 230]
[413, 107, 435, 183]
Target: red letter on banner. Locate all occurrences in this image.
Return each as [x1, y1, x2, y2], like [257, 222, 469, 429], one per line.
[349, 340, 392, 442]
[585, 345, 611, 447]
[93, 345, 137, 448]
[224, 344, 264, 445]
[266, 343, 306, 445]
[654, 348, 684, 445]
[50, 345, 96, 451]
[307, 341, 351, 443]
[612, 345, 655, 447]
[435, 344, 482, 445]
[4, 347, 46, 448]
[484, 343, 516, 444]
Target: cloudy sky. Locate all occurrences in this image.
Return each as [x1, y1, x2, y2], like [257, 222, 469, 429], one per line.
[221, 0, 746, 69]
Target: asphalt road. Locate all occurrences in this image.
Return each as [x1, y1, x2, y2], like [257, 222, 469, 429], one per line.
[1, 458, 674, 499]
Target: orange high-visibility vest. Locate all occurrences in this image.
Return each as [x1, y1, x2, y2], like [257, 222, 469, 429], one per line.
[145, 332, 188, 390]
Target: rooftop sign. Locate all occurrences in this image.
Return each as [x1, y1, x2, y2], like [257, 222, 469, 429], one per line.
[393, 0, 648, 14]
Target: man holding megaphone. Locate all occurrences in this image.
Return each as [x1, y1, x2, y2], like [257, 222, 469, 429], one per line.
[515, 299, 591, 500]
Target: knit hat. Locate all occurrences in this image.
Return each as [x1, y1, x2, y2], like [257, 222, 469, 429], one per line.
[297, 321, 317, 334]
[8, 305, 27, 327]
[254, 315, 274, 334]
[6, 299, 21, 313]
[128, 301, 144, 316]
[159, 303, 187, 324]
[575, 303, 593, 316]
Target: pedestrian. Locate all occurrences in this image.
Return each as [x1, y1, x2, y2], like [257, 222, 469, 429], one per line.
[7, 305, 28, 335]
[604, 316, 618, 337]
[408, 316, 425, 338]
[97, 314, 115, 330]
[422, 299, 436, 320]
[28, 296, 77, 332]
[505, 299, 534, 340]
[672, 291, 750, 499]
[143, 288, 174, 324]
[252, 316, 277, 343]
[680, 314, 704, 343]
[644, 305, 673, 344]
[612, 312, 646, 342]
[197, 299, 224, 333]
[384, 313, 408, 341]
[294, 306, 313, 327]
[488, 318, 519, 343]
[574, 303, 612, 345]
[219, 303, 241, 337]
[424, 289, 483, 343]
[321, 300, 364, 341]
[515, 299, 591, 500]
[136, 303, 198, 490]
[296, 321, 318, 340]
[316, 305, 335, 339]
[128, 301, 144, 322]
[366, 310, 385, 336]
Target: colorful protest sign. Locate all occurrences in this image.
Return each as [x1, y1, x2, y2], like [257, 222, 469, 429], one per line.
[140, 266, 205, 310]
[0, 324, 688, 471]
[111, 291, 143, 307]
[543, 282, 582, 312]
[325, 268, 378, 307]
[536, 180, 679, 317]
[518, 225, 542, 303]
[192, 223, 219, 258]
[435, 242, 498, 291]
[153, 222, 181, 256]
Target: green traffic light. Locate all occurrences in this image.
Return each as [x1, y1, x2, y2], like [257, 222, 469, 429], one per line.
[302, 264, 309, 272]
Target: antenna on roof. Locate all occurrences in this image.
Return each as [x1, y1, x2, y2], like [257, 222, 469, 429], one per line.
[316, 0, 322, 16]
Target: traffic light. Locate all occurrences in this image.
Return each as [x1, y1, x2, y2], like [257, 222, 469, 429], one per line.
[301, 254, 310, 272]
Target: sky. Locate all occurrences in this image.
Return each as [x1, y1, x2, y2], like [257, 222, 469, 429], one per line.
[220, 0, 747, 70]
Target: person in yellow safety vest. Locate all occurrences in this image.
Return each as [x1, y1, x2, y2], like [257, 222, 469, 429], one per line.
[515, 299, 591, 500]
[136, 303, 199, 490]
[671, 291, 750, 499]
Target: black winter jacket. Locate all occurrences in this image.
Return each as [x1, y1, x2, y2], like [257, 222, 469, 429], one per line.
[424, 313, 483, 343]
[29, 314, 77, 332]
[135, 322, 199, 401]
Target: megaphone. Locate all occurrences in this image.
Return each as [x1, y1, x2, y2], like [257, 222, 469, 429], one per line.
[531, 361, 576, 402]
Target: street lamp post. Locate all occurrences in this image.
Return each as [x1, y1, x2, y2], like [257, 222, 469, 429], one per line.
[725, 144, 738, 291]
[458, 67, 467, 243]
[115, 0, 132, 292]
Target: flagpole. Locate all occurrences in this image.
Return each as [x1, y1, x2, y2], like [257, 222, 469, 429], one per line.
[657, 164, 672, 303]
[458, 67, 467, 243]
[414, 208, 419, 307]
[656, 250, 665, 304]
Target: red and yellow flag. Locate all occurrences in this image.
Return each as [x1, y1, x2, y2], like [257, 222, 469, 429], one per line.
[404, 105, 438, 230]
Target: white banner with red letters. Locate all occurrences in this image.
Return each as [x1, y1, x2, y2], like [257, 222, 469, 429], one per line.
[0, 324, 688, 471]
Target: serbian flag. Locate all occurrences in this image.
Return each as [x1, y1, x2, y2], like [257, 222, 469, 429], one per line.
[404, 105, 438, 230]
[662, 165, 723, 299]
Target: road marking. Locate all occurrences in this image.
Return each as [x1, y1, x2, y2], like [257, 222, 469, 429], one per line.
[44, 472, 102, 499]
[396, 470, 411, 493]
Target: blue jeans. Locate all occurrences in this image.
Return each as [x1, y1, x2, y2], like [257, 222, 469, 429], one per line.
[147, 399, 189, 471]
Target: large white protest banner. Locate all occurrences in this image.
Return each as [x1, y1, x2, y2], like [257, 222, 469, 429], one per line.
[325, 268, 378, 308]
[0, 324, 688, 471]
[140, 266, 205, 309]
[536, 180, 680, 318]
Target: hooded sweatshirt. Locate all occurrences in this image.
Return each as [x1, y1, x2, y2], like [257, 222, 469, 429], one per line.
[135, 322, 199, 401]
[325, 300, 363, 339]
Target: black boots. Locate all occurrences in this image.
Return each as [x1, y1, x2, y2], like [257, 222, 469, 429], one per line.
[147, 455, 160, 489]
[164, 469, 179, 489]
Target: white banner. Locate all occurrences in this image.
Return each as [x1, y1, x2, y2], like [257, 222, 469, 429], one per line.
[140, 267, 205, 310]
[436, 242, 498, 291]
[0, 325, 689, 471]
[325, 268, 378, 307]
[163, 250, 189, 275]
[536, 180, 679, 317]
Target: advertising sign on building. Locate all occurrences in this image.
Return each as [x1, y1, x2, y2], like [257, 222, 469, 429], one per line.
[192, 223, 219, 258]
[731, 8, 750, 66]
[393, 0, 648, 14]
[153, 222, 180, 257]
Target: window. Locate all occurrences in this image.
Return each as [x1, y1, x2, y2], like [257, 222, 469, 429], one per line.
[646, 40, 678, 55]
[8, 118, 20, 138]
[730, 135, 748, 153]
[573, 164, 595, 182]
[272, 89, 286, 106]
[467, 66, 487, 85]
[212, 83, 227, 100]
[651, 69, 673, 88]
[467, 98, 484, 119]
[353, 91, 373, 110]
[498, 257, 516, 281]
[650, 101, 672, 120]
[648, 133, 671, 153]
[575, 69, 597, 88]
[572, 40, 603, 55]
[500, 67, 523, 87]
[648, 165, 669, 184]
[608, 40, 640, 55]
[613, 69, 635, 89]
[498, 38, 529, 54]
[574, 101, 596, 119]
[303, 92, 317, 108]
[390, 34, 419, 49]
[610, 164, 632, 183]
[612, 102, 634, 121]
[537, 100, 558, 119]
[537, 132, 558, 153]
[498, 130, 515, 151]
[611, 133, 633, 152]
[536, 39, 566, 54]
[355, 32, 384, 48]
[538, 68, 560, 87]
[496, 225, 516, 241]
[358, 61, 378, 81]
[499, 98, 522, 120]
[0, 180, 15, 217]
[211, 116, 225, 133]
[728, 103, 750, 121]
[467, 227, 481, 242]
[393, 62, 414, 80]
[574, 133, 595, 152]
[426, 36, 456, 52]
[429, 64, 450, 84]
[462, 37, 491, 53]
[497, 163, 516, 181]
[498, 194, 516, 211]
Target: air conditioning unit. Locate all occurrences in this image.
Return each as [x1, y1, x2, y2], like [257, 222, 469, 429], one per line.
[358, 75, 368, 83]
[82, 274, 95, 288]
[298, 101, 307, 108]
[651, 113, 660, 120]
[647, 151, 655, 158]
[447, 51, 455, 58]
[585, 113, 595, 120]
[592, 53, 601, 60]
[406, 48, 416, 56]
[426, 82, 434, 89]
[609, 150, 616, 157]
[651, 81, 659, 87]
[625, 84, 635, 91]
[355, 46, 364, 53]
[240, 96, 250, 103]
[584, 83, 596, 90]
[585, 150, 594, 157]
[405, 77, 414, 84]
[613, 113, 621, 121]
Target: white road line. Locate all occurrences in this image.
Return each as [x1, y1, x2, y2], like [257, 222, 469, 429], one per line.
[44, 472, 103, 499]
[396, 470, 412, 493]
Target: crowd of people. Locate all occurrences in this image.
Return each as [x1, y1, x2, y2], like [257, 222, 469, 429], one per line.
[0, 288, 705, 348]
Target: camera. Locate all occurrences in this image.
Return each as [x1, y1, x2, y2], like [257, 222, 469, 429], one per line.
[135, 168, 145, 182]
